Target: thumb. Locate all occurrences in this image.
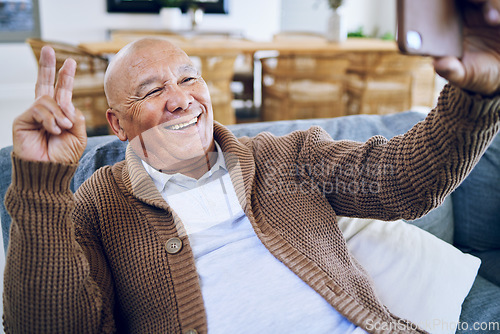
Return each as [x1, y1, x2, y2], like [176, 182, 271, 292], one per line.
[433, 57, 466, 86]
[70, 107, 88, 142]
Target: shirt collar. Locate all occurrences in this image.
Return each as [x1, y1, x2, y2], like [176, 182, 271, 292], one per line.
[142, 141, 227, 193]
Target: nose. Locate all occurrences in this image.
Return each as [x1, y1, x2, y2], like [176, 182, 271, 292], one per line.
[165, 84, 194, 113]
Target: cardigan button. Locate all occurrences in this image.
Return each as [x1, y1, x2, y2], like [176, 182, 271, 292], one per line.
[184, 329, 198, 334]
[165, 237, 183, 254]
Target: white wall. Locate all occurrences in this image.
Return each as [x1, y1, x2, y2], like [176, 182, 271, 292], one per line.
[0, 44, 38, 150]
[281, 0, 396, 38]
[38, 0, 282, 43]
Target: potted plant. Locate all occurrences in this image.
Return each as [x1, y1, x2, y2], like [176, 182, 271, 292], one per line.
[157, 0, 205, 30]
[328, 0, 343, 10]
[326, 0, 347, 42]
[156, 0, 185, 29]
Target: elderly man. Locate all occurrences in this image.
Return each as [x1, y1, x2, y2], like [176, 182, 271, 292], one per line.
[3, 0, 500, 333]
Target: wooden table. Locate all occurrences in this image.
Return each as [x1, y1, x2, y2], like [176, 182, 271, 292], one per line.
[79, 38, 399, 57]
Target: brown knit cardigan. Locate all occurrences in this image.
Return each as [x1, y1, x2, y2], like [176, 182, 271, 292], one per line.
[3, 85, 500, 334]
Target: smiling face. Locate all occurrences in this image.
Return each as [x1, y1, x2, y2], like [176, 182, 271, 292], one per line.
[105, 39, 216, 178]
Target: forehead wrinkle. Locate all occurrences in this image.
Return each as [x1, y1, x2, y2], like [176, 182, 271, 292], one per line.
[135, 75, 162, 96]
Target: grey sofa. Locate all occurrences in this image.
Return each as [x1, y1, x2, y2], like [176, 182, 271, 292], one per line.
[1, 110, 499, 332]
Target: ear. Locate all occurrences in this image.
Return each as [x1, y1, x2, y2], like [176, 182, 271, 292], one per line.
[106, 108, 128, 141]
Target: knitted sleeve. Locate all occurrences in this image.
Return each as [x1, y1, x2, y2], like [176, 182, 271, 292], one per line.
[3, 155, 116, 333]
[306, 85, 500, 220]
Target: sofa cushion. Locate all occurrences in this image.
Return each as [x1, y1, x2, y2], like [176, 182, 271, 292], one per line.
[453, 133, 500, 251]
[72, 136, 128, 191]
[0, 147, 13, 249]
[338, 216, 480, 334]
[457, 275, 500, 334]
[405, 198, 454, 244]
[469, 249, 500, 286]
[452, 133, 500, 285]
[228, 110, 427, 140]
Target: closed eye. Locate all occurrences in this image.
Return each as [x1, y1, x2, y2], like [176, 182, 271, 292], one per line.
[144, 87, 163, 97]
[181, 77, 196, 84]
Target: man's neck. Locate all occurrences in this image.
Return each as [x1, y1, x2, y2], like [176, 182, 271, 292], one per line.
[157, 142, 218, 180]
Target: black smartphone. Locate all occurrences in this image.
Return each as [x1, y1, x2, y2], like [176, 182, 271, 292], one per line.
[397, 0, 464, 58]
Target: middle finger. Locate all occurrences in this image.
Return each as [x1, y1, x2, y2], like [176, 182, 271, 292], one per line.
[54, 58, 77, 120]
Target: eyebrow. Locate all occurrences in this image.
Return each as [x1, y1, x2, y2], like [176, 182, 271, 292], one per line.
[135, 76, 161, 96]
[179, 64, 198, 72]
[179, 64, 199, 76]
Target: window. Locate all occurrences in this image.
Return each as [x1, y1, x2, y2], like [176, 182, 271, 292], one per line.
[0, 0, 41, 43]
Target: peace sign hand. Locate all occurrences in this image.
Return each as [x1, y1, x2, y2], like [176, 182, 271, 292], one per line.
[13, 46, 87, 164]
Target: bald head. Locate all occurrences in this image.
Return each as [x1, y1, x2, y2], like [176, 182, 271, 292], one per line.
[103, 37, 215, 178]
[104, 38, 192, 109]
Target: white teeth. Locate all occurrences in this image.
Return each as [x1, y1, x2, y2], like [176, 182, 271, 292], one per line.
[167, 117, 198, 130]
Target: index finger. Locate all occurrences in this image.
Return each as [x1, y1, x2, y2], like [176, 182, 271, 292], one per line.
[35, 46, 56, 99]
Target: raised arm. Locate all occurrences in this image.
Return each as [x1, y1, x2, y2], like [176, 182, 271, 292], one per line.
[310, 0, 500, 219]
[3, 47, 115, 333]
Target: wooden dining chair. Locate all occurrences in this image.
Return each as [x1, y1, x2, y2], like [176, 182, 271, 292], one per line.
[193, 53, 238, 125]
[260, 53, 350, 121]
[26, 38, 110, 136]
[186, 32, 256, 123]
[409, 57, 437, 108]
[345, 52, 426, 115]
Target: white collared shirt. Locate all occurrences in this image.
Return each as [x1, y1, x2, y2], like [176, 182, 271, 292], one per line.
[142, 142, 240, 236]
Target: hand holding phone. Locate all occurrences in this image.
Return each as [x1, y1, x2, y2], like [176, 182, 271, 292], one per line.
[398, 0, 500, 96]
[396, 0, 464, 58]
